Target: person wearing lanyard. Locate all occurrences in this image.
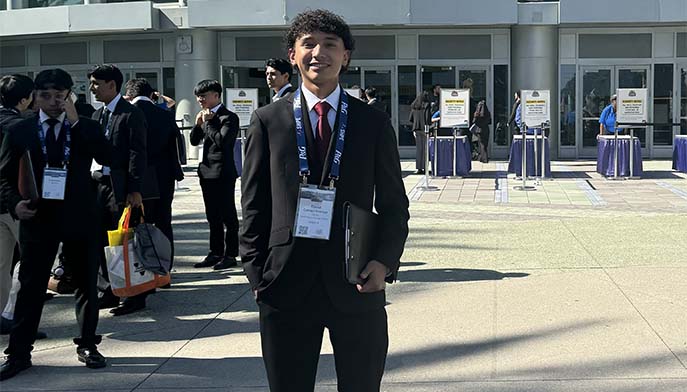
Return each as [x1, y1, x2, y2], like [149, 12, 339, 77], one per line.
[599, 94, 623, 136]
[240, 9, 409, 392]
[0, 69, 111, 380]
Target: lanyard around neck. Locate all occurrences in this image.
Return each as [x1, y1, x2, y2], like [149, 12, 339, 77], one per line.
[293, 88, 349, 188]
[37, 118, 71, 168]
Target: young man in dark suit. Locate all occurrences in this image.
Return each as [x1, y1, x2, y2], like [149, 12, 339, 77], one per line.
[125, 78, 183, 268]
[240, 9, 409, 392]
[190, 80, 241, 271]
[365, 87, 389, 117]
[0, 69, 111, 380]
[88, 64, 148, 312]
[265, 58, 294, 102]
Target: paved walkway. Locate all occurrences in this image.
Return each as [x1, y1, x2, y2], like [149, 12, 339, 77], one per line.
[1, 160, 686, 391]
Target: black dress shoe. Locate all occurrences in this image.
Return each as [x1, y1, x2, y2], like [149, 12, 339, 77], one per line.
[98, 290, 120, 310]
[77, 347, 107, 369]
[213, 257, 238, 270]
[415, 169, 424, 174]
[0, 358, 32, 381]
[35, 331, 48, 340]
[109, 297, 145, 316]
[194, 254, 222, 268]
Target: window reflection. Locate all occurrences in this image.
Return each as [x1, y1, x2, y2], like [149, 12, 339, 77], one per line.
[560, 65, 576, 146]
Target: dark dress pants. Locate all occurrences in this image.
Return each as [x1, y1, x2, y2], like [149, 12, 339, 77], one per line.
[414, 130, 427, 171]
[5, 236, 101, 360]
[142, 184, 174, 269]
[478, 127, 490, 163]
[200, 176, 238, 258]
[259, 280, 389, 392]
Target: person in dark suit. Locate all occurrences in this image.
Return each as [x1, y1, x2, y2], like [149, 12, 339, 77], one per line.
[88, 64, 147, 312]
[240, 10, 409, 392]
[365, 87, 389, 117]
[265, 58, 294, 102]
[0, 69, 111, 380]
[190, 80, 240, 271]
[126, 78, 183, 268]
[409, 91, 432, 174]
[0, 75, 33, 317]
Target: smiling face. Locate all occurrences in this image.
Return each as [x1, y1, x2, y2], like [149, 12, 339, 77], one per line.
[288, 31, 350, 98]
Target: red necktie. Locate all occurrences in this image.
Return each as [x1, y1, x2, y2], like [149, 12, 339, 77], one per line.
[313, 101, 332, 163]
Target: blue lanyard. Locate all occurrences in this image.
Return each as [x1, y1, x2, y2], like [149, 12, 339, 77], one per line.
[293, 88, 349, 187]
[37, 118, 71, 168]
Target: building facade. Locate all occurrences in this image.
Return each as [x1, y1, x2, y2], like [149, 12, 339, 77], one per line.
[1, 0, 686, 159]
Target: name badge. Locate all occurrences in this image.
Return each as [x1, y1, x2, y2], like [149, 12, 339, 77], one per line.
[294, 184, 336, 240]
[42, 168, 67, 200]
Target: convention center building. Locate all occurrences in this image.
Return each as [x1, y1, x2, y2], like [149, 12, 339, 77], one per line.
[1, 0, 685, 159]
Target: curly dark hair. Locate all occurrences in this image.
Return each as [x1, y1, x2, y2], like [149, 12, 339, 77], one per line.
[285, 9, 355, 72]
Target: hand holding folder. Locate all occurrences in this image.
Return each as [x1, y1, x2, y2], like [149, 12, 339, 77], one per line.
[343, 202, 378, 285]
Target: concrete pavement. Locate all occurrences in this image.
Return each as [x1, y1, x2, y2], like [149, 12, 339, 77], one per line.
[1, 159, 685, 391]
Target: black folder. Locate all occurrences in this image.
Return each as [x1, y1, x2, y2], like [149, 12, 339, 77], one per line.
[343, 201, 378, 285]
[18, 150, 39, 207]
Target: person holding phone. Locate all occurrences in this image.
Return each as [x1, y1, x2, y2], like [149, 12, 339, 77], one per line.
[0, 69, 111, 380]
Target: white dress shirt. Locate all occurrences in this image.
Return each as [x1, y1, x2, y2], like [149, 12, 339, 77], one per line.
[39, 110, 67, 139]
[272, 83, 293, 102]
[130, 96, 154, 105]
[300, 84, 340, 138]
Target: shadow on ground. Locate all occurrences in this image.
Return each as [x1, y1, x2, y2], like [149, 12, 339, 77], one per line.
[398, 268, 528, 283]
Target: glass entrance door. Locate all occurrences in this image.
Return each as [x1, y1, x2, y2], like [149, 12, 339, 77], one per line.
[579, 66, 649, 157]
[580, 67, 612, 157]
[363, 68, 393, 119]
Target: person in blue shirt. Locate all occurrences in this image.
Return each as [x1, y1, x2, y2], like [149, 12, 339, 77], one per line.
[598, 94, 622, 136]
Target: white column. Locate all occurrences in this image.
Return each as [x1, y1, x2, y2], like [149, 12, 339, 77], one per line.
[511, 25, 559, 158]
[174, 29, 219, 160]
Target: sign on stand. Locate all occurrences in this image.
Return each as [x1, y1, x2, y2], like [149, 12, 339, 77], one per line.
[616, 88, 648, 124]
[521, 90, 550, 126]
[439, 89, 470, 128]
[225, 88, 258, 127]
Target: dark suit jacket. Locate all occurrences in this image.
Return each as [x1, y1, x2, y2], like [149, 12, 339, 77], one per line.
[0, 107, 26, 214]
[189, 105, 240, 180]
[92, 98, 147, 203]
[409, 103, 432, 132]
[368, 99, 389, 117]
[275, 85, 294, 100]
[240, 91, 410, 314]
[0, 115, 110, 241]
[133, 100, 183, 198]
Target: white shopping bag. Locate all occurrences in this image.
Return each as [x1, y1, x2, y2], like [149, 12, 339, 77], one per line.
[104, 240, 156, 297]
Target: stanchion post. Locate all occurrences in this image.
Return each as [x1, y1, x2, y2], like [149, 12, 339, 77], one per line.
[433, 124, 438, 177]
[613, 120, 619, 180]
[540, 121, 548, 181]
[452, 126, 458, 177]
[629, 127, 634, 178]
[521, 123, 527, 188]
[423, 125, 431, 187]
[241, 127, 247, 168]
[533, 126, 539, 183]
[418, 125, 438, 191]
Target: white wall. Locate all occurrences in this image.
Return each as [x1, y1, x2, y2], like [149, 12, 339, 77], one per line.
[561, 0, 687, 23]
